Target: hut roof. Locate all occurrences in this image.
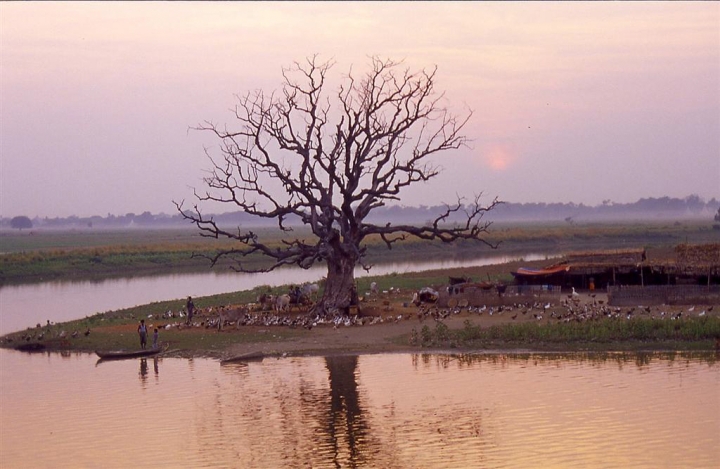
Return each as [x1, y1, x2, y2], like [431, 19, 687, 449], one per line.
[561, 248, 647, 268]
[675, 243, 720, 270]
[515, 245, 720, 279]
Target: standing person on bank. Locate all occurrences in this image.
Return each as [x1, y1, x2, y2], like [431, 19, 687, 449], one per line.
[186, 296, 195, 326]
[138, 319, 148, 350]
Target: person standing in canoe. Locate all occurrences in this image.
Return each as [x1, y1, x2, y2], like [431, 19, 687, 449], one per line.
[138, 319, 148, 349]
[186, 296, 195, 326]
[152, 328, 159, 349]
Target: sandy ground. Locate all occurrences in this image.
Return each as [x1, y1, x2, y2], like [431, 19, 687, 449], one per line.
[223, 314, 434, 358]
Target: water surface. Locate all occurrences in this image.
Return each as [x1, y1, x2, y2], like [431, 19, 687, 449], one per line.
[1, 350, 717, 468]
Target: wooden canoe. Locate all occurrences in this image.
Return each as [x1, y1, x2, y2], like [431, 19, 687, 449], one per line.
[95, 347, 164, 360]
[220, 351, 265, 365]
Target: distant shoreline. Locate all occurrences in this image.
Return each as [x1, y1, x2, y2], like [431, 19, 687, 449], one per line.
[1, 220, 717, 284]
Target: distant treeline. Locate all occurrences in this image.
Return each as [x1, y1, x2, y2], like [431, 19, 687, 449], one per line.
[2, 195, 719, 229]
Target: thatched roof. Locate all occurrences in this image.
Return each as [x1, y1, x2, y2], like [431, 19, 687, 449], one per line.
[517, 245, 719, 278]
[675, 243, 720, 271]
[562, 248, 646, 268]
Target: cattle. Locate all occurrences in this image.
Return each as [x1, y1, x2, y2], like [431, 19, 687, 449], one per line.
[256, 293, 276, 311]
[412, 287, 439, 306]
[217, 306, 249, 331]
[301, 283, 320, 300]
[286, 286, 314, 311]
[275, 294, 291, 313]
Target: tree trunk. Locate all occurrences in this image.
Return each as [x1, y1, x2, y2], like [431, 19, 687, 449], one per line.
[316, 253, 358, 316]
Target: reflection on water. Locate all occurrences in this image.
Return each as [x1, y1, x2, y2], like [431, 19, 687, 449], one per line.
[2, 350, 717, 468]
[0, 253, 546, 334]
[323, 355, 370, 467]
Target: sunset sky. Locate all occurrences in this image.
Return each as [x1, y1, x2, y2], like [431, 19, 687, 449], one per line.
[2, 2, 718, 218]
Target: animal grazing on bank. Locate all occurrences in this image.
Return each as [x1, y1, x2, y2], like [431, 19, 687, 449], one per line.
[217, 306, 249, 330]
[412, 287, 439, 306]
[301, 283, 320, 300]
[275, 294, 292, 313]
[257, 293, 276, 311]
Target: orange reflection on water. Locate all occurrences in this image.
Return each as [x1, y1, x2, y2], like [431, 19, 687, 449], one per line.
[1, 350, 718, 468]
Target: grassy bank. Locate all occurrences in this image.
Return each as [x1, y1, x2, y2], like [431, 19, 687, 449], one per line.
[412, 316, 720, 351]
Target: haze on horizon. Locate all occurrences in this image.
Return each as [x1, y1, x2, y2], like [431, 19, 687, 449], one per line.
[1, 2, 718, 219]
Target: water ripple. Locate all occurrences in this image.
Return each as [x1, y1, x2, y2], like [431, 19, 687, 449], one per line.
[1, 350, 718, 468]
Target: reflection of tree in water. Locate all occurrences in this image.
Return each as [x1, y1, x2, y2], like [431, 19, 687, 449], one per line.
[193, 356, 389, 467]
[320, 355, 371, 468]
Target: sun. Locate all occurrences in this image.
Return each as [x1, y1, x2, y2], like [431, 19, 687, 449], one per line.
[483, 145, 515, 171]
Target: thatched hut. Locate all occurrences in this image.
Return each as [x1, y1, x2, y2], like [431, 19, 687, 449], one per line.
[512, 248, 647, 289]
[674, 243, 720, 285]
[513, 245, 720, 291]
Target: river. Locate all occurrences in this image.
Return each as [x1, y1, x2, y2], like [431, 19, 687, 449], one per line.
[0, 253, 546, 335]
[1, 349, 717, 468]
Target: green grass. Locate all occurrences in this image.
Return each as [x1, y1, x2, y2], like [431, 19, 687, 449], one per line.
[412, 316, 720, 351]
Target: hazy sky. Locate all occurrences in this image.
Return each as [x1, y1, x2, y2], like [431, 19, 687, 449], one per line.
[2, 2, 718, 218]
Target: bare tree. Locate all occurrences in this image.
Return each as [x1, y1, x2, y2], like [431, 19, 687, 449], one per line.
[176, 56, 499, 315]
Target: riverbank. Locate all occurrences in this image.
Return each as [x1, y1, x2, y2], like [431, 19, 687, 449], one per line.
[3, 242, 719, 358]
[3, 279, 719, 359]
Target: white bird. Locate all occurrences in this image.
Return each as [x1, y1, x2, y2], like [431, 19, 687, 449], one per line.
[572, 287, 580, 298]
[687, 306, 695, 312]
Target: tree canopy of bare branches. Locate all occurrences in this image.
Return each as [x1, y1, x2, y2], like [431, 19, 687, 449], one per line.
[177, 56, 499, 315]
